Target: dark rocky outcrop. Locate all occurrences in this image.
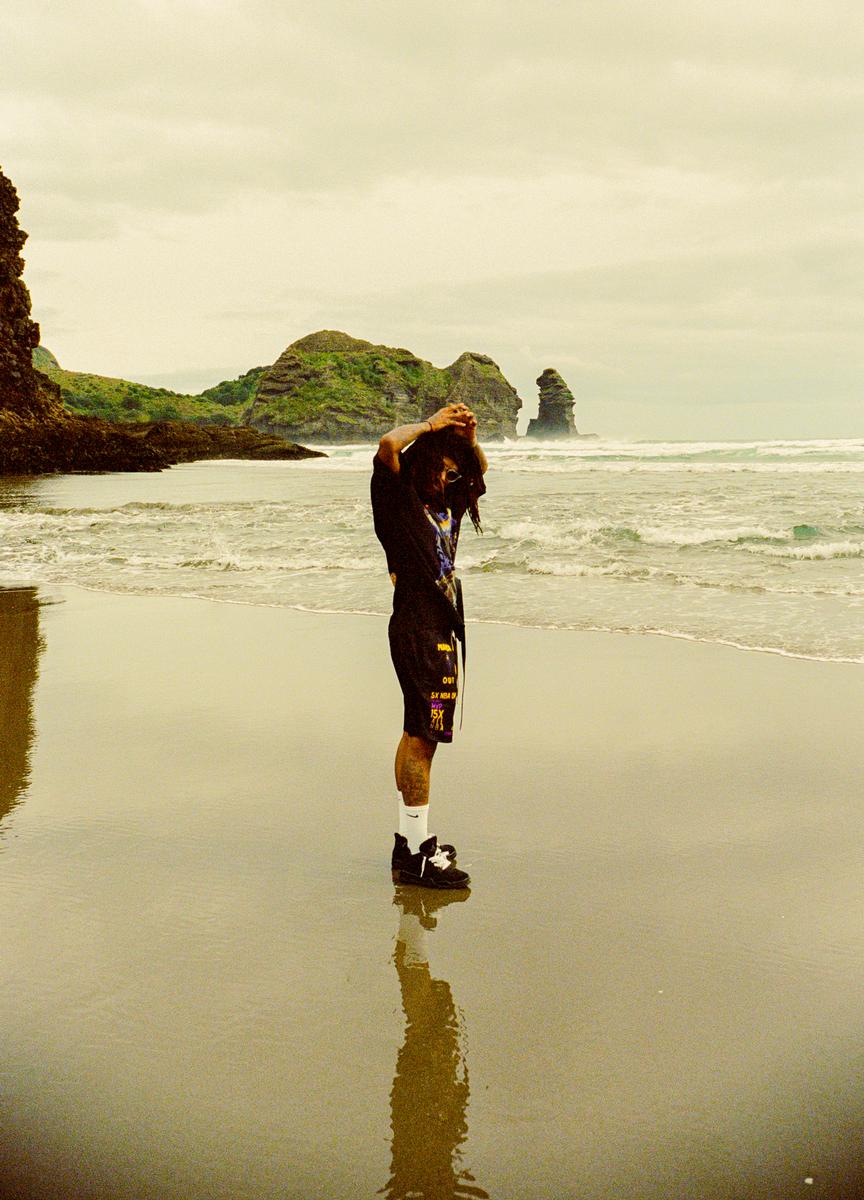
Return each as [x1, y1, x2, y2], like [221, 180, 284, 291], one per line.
[131, 422, 324, 464]
[0, 389, 322, 474]
[526, 368, 578, 438]
[0, 167, 160, 471]
[0, 165, 320, 474]
[0, 170, 41, 416]
[246, 330, 522, 442]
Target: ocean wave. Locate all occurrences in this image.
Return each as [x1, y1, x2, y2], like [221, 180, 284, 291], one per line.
[635, 524, 781, 548]
[749, 541, 864, 561]
[474, 556, 864, 597]
[245, 438, 864, 474]
[2, 445, 861, 665]
[174, 552, 381, 573]
[486, 461, 864, 475]
[523, 559, 659, 580]
[21, 580, 858, 667]
[485, 518, 862, 553]
[489, 437, 864, 458]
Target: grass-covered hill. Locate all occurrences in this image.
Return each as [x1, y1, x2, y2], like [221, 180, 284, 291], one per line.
[33, 348, 264, 427]
[246, 331, 521, 441]
[34, 330, 523, 442]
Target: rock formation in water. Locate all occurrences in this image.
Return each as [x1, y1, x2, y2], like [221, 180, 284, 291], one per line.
[0, 405, 323, 474]
[526, 368, 578, 438]
[0, 166, 159, 471]
[245, 330, 522, 442]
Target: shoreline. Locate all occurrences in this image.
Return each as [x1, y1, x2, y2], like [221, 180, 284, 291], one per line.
[4, 576, 862, 668]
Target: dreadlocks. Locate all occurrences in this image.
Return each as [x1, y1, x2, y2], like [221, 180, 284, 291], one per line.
[402, 428, 484, 533]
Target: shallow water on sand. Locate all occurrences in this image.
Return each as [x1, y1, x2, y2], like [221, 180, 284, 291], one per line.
[2, 586, 864, 1198]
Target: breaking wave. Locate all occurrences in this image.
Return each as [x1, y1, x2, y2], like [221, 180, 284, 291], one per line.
[1, 439, 862, 664]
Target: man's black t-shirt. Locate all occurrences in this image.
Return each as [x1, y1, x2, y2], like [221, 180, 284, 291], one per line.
[371, 451, 477, 637]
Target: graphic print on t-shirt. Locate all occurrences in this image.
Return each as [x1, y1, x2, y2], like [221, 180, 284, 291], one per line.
[423, 505, 458, 607]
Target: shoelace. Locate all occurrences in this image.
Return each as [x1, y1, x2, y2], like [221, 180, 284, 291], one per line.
[427, 844, 453, 870]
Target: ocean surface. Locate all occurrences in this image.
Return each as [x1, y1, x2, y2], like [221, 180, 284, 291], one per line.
[1, 437, 862, 662]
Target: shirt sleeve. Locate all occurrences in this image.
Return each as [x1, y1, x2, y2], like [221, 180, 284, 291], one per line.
[371, 452, 403, 509]
[370, 453, 408, 564]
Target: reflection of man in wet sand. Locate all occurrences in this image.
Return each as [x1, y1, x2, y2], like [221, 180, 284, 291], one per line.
[381, 889, 489, 1200]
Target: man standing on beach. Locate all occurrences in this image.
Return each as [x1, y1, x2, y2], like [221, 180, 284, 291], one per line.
[371, 403, 487, 889]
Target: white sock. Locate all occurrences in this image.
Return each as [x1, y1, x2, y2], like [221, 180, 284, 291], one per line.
[399, 800, 429, 853]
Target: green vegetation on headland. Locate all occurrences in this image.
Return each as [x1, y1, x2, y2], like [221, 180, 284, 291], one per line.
[34, 357, 264, 427]
[246, 330, 521, 441]
[5, 163, 584, 469]
[36, 329, 524, 443]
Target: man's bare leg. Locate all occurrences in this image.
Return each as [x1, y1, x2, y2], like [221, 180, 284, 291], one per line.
[395, 731, 437, 807]
[391, 731, 468, 886]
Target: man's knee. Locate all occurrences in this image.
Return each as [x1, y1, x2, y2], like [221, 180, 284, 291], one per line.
[403, 732, 437, 761]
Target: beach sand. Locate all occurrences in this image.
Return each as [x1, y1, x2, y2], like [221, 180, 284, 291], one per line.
[1, 584, 863, 1199]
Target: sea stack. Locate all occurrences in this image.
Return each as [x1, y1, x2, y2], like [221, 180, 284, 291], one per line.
[526, 368, 578, 438]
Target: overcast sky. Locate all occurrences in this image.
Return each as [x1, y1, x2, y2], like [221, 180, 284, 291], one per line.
[2, 0, 862, 437]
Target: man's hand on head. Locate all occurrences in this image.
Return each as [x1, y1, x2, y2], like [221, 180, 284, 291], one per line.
[376, 403, 484, 475]
[428, 403, 473, 434]
[456, 412, 478, 447]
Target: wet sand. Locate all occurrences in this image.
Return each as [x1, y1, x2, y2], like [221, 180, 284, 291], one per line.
[1, 585, 864, 1199]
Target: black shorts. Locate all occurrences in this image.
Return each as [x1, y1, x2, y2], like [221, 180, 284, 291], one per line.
[388, 614, 459, 744]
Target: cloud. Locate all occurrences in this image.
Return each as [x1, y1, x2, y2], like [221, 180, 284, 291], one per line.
[260, 236, 864, 417]
[4, 0, 863, 435]
[4, 0, 864, 231]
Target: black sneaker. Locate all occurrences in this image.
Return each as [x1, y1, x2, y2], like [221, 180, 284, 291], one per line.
[394, 835, 471, 890]
[391, 833, 457, 882]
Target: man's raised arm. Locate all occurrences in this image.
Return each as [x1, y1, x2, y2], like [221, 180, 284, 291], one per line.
[457, 410, 488, 475]
[376, 404, 477, 473]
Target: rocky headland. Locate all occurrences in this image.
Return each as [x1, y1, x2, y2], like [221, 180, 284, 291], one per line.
[35, 331, 524, 443]
[0, 165, 321, 474]
[244, 330, 521, 442]
[7, 168, 596, 456]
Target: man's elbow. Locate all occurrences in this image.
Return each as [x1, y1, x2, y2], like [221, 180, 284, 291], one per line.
[377, 435, 399, 470]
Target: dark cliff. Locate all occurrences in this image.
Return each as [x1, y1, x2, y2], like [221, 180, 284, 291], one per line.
[0, 170, 42, 416]
[0, 166, 319, 474]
